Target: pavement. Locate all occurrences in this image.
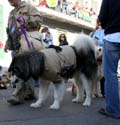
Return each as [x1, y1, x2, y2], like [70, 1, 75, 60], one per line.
[0, 84, 120, 125]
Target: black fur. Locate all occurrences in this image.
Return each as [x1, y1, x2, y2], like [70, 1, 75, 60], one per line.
[8, 51, 45, 81]
[48, 45, 62, 52]
[71, 46, 97, 79]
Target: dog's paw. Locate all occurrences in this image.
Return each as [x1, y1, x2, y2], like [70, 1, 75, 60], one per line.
[92, 93, 103, 98]
[49, 101, 60, 110]
[83, 98, 91, 106]
[72, 98, 81, 103]
[92, 93, 97, 98]
[98, 93, 103, 98]
[30, 102, 41, 108]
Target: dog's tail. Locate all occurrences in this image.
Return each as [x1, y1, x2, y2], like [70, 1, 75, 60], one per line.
[72, 34, 97, 80]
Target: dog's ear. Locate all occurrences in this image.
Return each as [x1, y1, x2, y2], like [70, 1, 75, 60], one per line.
[8, 66, 12, 72]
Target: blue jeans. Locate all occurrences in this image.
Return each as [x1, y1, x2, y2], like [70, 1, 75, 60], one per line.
[103, 40, 120, 118]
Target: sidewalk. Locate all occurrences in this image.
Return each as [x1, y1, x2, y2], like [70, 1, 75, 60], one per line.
[0, 86, 119, 125]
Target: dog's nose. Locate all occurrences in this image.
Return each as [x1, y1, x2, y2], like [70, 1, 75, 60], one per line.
[98, 48, 101, 51]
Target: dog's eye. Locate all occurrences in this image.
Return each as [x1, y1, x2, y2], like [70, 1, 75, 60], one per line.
[11, 72, 15, 75]
[15, 79, 19, 83]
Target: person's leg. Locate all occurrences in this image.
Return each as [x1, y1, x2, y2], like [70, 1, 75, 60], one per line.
[8, 78, 35, 105]
[8, 82, 26, 105]
[24, 78, 35, 100]
[103, 41, 120, 118]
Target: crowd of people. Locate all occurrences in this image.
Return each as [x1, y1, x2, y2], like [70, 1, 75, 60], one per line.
[0, 0, 120, 120]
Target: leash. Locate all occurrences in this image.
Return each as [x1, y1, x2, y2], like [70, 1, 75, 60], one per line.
[17, 16, 32, 49]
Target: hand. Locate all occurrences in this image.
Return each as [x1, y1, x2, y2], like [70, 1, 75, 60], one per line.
[17, 16, 25, 26]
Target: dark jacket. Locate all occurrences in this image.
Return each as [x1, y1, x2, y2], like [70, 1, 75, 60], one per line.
[98, 0, 120, 35]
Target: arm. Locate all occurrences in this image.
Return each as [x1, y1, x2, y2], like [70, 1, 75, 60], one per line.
[98, 0, 109, 29]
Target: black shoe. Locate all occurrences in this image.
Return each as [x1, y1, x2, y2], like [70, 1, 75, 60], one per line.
[7, 99, 23, 105]
[98, 108, 120, 119]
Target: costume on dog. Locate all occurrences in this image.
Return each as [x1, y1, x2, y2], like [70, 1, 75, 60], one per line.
[9, 34, 98, 109]
[41, 46, 76, 81]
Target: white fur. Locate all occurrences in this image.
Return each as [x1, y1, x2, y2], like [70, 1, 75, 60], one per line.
[9, 74, 18, 83]
[30, 79, 50, 108]
[73, 34, 96, 54]
[49, 80, 65, 109]
[72, 73, 91, 106]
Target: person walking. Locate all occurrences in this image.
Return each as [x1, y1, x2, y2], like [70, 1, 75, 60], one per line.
[5, 0, 43, 105]
[98, 0, 120, 119]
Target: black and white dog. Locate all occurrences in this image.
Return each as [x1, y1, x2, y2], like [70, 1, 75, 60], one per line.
[8, 34, 97, 110]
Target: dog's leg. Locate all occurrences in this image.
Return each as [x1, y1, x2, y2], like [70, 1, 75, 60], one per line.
[80, 74, 91, 106]
[30, 79, 50, 108]
[91, 77, 98, 98]
[92, 65, 103, 98]
[72, 73, 84, 103]
[49, 80, 65, 110]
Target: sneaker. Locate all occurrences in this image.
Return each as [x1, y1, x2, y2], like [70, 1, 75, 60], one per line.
[7, 99, 23, 105]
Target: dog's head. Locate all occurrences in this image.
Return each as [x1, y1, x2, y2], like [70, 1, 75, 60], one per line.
[95, 46, 103, 65]
[8, 53, 31, 82]
[9, 72, 23, 86]
[8, 51, 45, 83]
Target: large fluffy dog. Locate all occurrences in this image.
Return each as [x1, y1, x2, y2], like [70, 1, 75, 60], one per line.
[8, 34, 97, 109]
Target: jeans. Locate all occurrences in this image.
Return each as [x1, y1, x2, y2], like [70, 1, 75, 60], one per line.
[103, 40, 120, 118]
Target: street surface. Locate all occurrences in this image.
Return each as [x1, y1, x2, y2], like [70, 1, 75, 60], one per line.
[0, 84, 120, 125]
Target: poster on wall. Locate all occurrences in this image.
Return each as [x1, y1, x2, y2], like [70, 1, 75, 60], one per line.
[27, 0, 101, 25]
[0, 4, 4, 59]
[49, 0, 100, 25]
